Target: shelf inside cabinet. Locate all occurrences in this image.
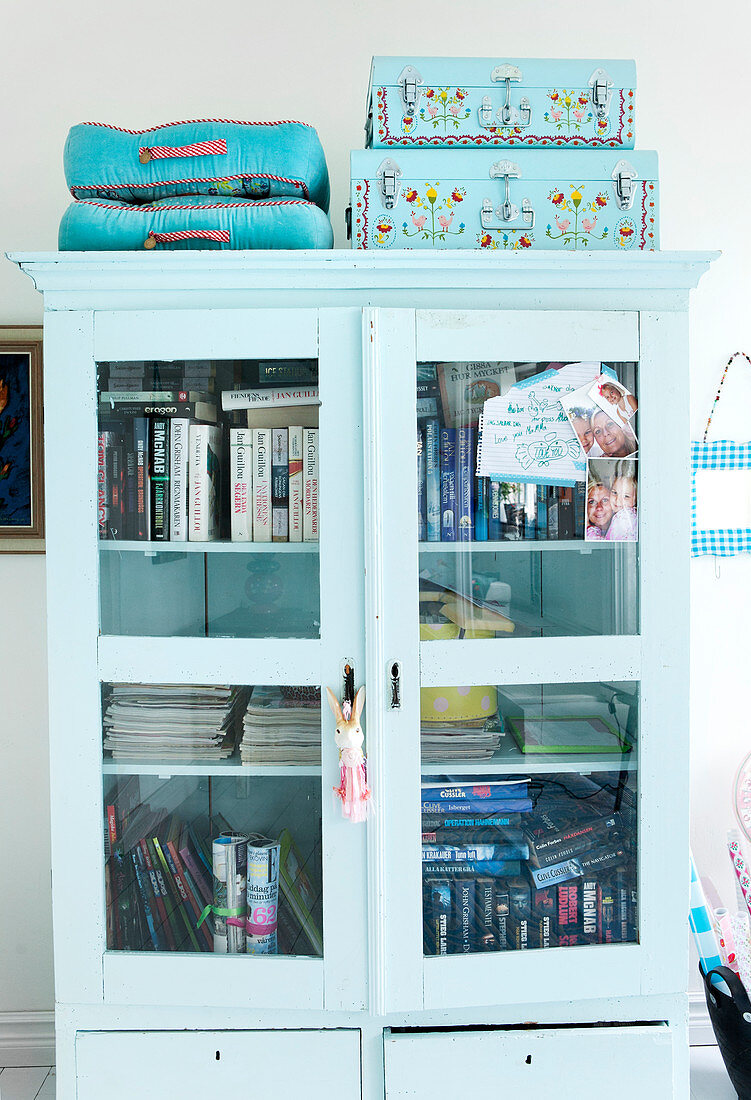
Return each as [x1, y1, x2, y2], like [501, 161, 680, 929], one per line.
[419, 540, 613, 554]
[421, 737, 637, 776]
[99, 541, 319, 554]
[102, 755, 322, 778]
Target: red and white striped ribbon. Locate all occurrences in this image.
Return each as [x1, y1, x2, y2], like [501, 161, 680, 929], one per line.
[139, 139, 227, 162]
[145, 229, 230, 247]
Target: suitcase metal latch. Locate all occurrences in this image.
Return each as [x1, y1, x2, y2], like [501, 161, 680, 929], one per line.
[398, 65, 424, 119]
[612, 159, 638, 211]
[589, 67, 614, 120]
[487, 64, 531, 128]
[482, 161, 535, 229]
[376, 158, 402, 211]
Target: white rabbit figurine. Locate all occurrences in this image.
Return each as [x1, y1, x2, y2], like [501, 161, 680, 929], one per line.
[326, 685, 371, 823]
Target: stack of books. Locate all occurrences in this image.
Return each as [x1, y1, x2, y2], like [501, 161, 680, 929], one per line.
[239, 687, 322, 766]
[420, 725, 502, 764]
[102, 684, 245, 762]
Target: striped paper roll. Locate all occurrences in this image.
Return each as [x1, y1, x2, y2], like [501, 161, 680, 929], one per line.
[690, 852, 728, 991]
[212, 834, 247, 954]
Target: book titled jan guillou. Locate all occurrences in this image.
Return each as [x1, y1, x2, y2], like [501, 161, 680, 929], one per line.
[230, 428, 252, 542]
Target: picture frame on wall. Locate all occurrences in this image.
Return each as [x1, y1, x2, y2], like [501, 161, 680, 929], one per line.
[0, 327, 44, 551]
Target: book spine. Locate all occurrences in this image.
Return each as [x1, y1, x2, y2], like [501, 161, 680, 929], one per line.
[179, 844, 213, 907]
[221, 386, 319, 411]
[149, 418, 170, 541]
[421, 798, 532, 815]
[532, 886, 557, 949]
[558, 486, 574, 539]
[131, 848, 159, 950]
[189, 424, 207, 542]
[507, 876, 531, 951]
[524, 483, 537, 540]
[423, 860, 521, 877]
[426, 879, 452, 956]
[422, 844, 526, 863]
[230, 427, 253, 542]
[288, 427, 304, 543]
[574, 480, 586, 539]
[99, 400, 215, 422]
[133, 417, 150, 540]
[152, 837, 201, 952]
[166, 840, 213, 951]
[457, 879, 476, 953]
[140, 838, 175, 950]
[474, 476, 489, 541]
[421, 813, 521, 831]
[422, 781, 529, 801]
[456, 427, 475, 541]
[106, 805, 122, 949]
[303, 428, 319, 542]
[257, 362, 318, 386]
[253, 427, 271, 542]
[147, 838, 186, 949]
[598, 877, 617, 944]
[439, 428, 457, 542]
[580, 878, 598, 946]
[425, 419, 441, 541]
[489, 481, 503, 540]
[271, 427, 289, 542]
[109, 437, 126, 540]
[557, 882, 580, 946]
[477, 878, 497, 950]
[495, 883, 510, 950]
[124, 436, 137, 542]
[417, 430, 426, 541]
[547, 486, 559, 540]
[527, 813, 621, 853]
[535, 483, 548, 540]
[169, 418, 190, 542]
[97, 430, 113, 539]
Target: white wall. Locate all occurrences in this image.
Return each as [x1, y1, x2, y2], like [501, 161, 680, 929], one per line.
[2, 0, 749, 1011]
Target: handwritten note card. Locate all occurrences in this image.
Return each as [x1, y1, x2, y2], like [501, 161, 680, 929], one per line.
[476, 362, 615, 485]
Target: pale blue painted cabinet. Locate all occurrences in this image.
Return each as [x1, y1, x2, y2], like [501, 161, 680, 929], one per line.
[11, 249, 715, 1100]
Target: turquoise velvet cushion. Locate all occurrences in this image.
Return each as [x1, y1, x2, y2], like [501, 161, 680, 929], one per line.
[65, 120, 330, 212]
[59, 197, 334, 250]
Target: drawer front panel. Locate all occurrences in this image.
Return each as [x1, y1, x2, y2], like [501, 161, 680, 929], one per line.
[385, 1024, 673, 1097]
[77, 1029, 361, 1099]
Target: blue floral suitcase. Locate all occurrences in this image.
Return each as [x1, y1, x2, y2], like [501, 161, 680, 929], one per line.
[350, 148, 657, 251]
[366, 57, 636, 151]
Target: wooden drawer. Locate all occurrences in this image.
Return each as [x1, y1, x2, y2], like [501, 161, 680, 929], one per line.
[384, 1024, 674, 1098]
[76, 1029, 361, 1099]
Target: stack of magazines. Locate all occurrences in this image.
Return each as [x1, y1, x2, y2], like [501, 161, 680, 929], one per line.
[103, 685, 245, 762]
[240, 687, 321, 766]
[421, 724, 502, 764]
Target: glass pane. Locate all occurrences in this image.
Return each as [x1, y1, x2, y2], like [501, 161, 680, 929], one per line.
[97, 359, 320, 638]
[421, 681, 638, 955]
[103, 683, 323, 957]
[417, 361, 639, 639]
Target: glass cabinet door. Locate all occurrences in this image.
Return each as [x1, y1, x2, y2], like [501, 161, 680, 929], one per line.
[369, 307, 674, 1012]
[56, 307, 368, 1011]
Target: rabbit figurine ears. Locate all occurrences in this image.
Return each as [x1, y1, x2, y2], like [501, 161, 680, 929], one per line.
[326, 685, 365, 751]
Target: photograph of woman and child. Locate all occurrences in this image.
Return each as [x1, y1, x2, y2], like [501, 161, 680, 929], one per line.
[560, 372, 639, 543]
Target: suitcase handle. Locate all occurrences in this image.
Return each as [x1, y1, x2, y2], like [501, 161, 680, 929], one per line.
[481, 163, 536, 232]
[138, 139, 228, 165]
[144, 229, 230, 248]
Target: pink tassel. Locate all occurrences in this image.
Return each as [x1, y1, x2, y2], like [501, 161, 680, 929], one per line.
[334, 747, 371, 822]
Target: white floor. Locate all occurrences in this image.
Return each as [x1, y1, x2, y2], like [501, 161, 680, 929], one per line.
[0, 1048, 740, 1098]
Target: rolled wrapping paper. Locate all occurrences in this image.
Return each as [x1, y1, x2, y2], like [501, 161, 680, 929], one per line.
[728, 829, 751, 919]
[731, 911, 751, 993]
[689, 852, 729, 992]
[212, 835, 247, 954]
[245, 835, 280, 955]
[714, 907, 739, 972]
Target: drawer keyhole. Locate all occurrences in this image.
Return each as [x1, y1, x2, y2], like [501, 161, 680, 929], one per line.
[525, 1055, 532, 1065]
[216, 1051, 221, 1061]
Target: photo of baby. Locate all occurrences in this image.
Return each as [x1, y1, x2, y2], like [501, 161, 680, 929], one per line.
[585, 458, 638, 543]
[589, 375, 638, 424]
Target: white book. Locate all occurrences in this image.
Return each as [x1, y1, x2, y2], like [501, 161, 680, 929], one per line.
[169, 418, 190, 542]
[253, 427, 272, 543]
[303, 428, 319, 543]
[189, 423, 222, 542]
[271, 427, 289, 543]
[222, 386, 320, 411]
[288, 427, 304, 543]
[230, 427, 253, 542]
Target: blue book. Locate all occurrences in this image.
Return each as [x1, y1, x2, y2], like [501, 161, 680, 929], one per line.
[489, 481, 503, 540]
[457, 427, 475, 541]
[423, 859, 523, 877]
[421, 798, 533, 815]
[474, 476, 489, 541]
[422, 844, 530, 862]
[425, 419, 441, 542]
[417, 429, 426, 541]
[421, 781, 528, 801]
[439, 428, 457, 542]
[536, 483, 548, 540]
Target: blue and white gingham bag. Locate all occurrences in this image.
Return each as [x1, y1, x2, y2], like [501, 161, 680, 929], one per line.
[692, 352, 751, 557]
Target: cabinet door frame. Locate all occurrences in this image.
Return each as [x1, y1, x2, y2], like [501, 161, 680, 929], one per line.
[366, 306, 689, 1012]
[48, 305, 368, 1012]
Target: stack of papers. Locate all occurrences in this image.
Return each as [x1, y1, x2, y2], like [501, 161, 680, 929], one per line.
[103, 684, 244, 761]
[240, 687, 321, 766]
[421, 724, 502, 764]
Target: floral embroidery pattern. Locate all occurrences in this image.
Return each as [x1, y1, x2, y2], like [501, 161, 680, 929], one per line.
[615, 217, 636, 249]
[546, 186, 609, 249]
[402, 184, 466, 244]
[478, 231, 534, 250]
[418, 88, 471, 132]
[372, 215, 396, 248]
[545, 89, 597, 134]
